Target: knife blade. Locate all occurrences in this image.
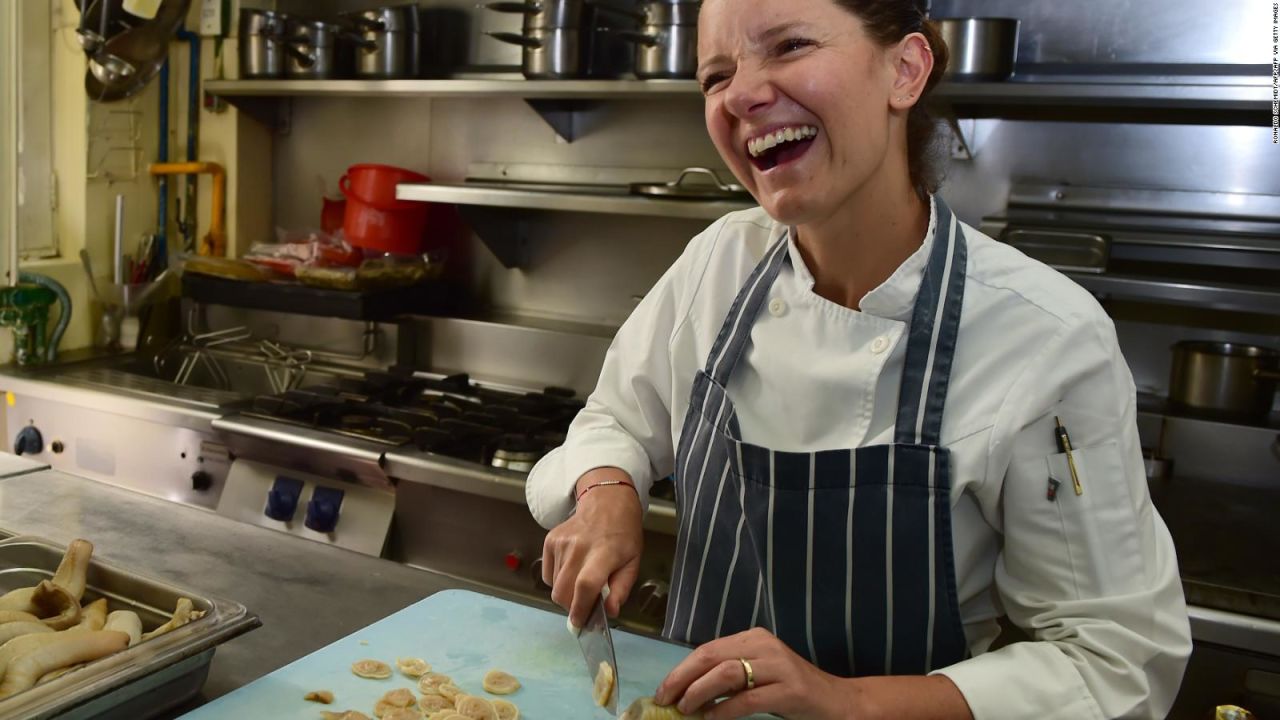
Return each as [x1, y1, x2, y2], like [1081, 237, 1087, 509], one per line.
[572, 587, 620, 715]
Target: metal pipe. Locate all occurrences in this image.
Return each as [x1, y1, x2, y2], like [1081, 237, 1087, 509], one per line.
[156, 57, 169, 274]
[148, 162, 226, 256]
[177, 29, 200, 257]
[113, 194, 125, 284]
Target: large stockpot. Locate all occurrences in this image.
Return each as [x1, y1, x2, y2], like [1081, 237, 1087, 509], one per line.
[936, 17, 1020, 82]
[343, 4, 421, 79]
[239, 8, 287, 79]
[484, 0, 585, 31]
[608, 1, 699, 79]
[285, 19, 341, 79]
[487, 28, 581, 78]
[1169, 341, 1280, 421]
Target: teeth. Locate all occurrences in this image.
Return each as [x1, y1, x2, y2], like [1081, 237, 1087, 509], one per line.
[747, 125, 818, 158]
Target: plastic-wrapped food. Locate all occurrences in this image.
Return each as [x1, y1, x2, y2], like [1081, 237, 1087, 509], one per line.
[296, 265, 360, 290]
[355, 254, 427, 289]
[183, 256, 272, 282]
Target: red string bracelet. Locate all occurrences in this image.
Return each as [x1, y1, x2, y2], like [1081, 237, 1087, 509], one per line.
[575, 479, 639, 504]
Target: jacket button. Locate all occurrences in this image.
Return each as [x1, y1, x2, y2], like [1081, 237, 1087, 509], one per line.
[871, 335, 890, 354]
[768, 298, 787, 317]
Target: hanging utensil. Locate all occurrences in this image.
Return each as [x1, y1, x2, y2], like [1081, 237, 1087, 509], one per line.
[84, 0, 193, 102]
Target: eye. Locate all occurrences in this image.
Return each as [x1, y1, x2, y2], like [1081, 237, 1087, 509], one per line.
[699, 72, 729, 94]
[775, 37, 814, 55]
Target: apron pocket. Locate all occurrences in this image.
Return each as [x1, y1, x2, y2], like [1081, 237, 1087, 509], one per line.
[1044, 439, 1146, 599]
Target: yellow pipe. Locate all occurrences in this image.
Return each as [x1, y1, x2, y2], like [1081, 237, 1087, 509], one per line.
[148, 162, 226, 257]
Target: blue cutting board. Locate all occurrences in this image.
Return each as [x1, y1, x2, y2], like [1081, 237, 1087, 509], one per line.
[182, 589, 772, 719]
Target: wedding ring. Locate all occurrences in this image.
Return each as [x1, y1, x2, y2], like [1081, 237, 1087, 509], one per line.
[738, 657, 755, 691]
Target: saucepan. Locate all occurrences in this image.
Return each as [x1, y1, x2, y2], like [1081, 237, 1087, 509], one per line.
[935, 17, 1020, 82]
[1168, 341, 1280, 422]
[483, 0, 587, 30]
[486, 28, 582, 78]
[597, 0, 700, 79]
[630, 167, 751, 201]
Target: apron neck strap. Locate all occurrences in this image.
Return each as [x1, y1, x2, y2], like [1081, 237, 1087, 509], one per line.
[893, 197, 968, 446]
[705, 230, 792, 385]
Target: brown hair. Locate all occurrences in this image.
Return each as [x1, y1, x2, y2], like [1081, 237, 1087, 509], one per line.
[832, 1, 950, 199]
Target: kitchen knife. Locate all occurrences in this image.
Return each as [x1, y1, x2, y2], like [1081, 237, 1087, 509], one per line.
[571, 586, 620, 715]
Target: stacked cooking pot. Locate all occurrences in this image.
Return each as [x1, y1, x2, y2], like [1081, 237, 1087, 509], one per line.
[239, 4, 421, 80]
[485, 0, 628, 79]
[484, 0, 698, 79]
[606, 0, 699, 79]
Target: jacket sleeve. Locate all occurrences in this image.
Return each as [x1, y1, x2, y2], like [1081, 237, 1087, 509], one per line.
[525, 218, 725, 529]
[932, 309, 1192, 719]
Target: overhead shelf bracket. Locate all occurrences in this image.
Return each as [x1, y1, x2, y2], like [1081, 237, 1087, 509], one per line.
[524, 99, 598, 142]
[457, 206, 531, 269]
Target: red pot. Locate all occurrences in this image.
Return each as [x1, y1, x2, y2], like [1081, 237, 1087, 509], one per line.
[339, 163, 429, 211]
[340, 163, 432, 255]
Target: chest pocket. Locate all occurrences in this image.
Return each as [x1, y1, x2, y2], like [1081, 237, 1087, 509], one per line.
[1043, 439, 1147, 599]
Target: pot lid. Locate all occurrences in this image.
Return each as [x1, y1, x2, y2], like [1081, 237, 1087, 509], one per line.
[630, 167, 751, 201]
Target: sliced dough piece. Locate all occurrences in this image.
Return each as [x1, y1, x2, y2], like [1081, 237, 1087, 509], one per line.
[75, 598, 108, 631]
[381, 708, 425, 720]
[417, 672, 452, 692]
[0, 629, 129, 697]
[351, 659, 393, 679]
[418, 694, 453, 713]
[619, 696, 703, 720]
[592, 660, 615, 708]
[305, 689, 335, 703]
[320, 712, 373, 720]
[436, 683, 463, 702]
[481, 670, 520, 695]
[397, 656, 431, 677]
[104, 610, 142, 646]
[491, 699, 519, 720]
[380, 687, 417, 707]
[427, 711, 457, 720]
[454, 695, 498, 720]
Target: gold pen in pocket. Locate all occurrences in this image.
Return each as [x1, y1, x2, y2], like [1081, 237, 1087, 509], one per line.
[1054, 416, 1083, 496]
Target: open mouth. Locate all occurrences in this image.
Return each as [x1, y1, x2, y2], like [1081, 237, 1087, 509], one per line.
[746, 125, 818, 172]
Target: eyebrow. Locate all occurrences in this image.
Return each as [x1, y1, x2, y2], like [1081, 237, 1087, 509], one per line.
[697, 21, 813, 75]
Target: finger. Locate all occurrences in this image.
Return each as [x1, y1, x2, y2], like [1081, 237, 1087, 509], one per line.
[656, 632, 755, 706]
[550, 545, 585, 612]
[676, 658, 755, 715]
[568, 562, 609, 628]
[604, 556, 641, 617]
[704, 684, 790, 720]
[540, 532, 557, 588]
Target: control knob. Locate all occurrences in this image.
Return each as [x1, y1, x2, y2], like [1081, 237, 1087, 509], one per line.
[264, 477, 304, 522]
[13, 426, 42, 456]
[631, 578, 670, 621]
[191, 471, 213, 492]
[305, 486, 345, 534]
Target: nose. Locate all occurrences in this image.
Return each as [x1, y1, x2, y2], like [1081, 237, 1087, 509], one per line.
[722, 64, 776, 119]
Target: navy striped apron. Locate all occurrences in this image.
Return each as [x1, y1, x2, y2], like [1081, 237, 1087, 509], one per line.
[663, 199, 970, 677]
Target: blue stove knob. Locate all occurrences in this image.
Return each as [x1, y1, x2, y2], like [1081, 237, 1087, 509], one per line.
[13, 425, 42, 456]
[264, 476, 304, 522]
[305, 486, 345, 533]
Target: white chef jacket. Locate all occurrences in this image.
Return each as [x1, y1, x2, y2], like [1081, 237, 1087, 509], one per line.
[526, 197, 1192, 719]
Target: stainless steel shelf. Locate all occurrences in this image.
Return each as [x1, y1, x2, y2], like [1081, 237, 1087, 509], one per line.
[203, 78, 702, 99]
[396, 182, 752, 220]
[1067, 273, 1280, 315]
[398, 182, 753, 269]
[933, 80, 1268, 112]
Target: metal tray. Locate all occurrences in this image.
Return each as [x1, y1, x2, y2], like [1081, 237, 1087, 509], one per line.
[0, 536, 260, 719]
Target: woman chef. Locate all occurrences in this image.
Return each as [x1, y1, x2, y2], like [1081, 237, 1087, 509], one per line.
[526, 0, 1192, 717]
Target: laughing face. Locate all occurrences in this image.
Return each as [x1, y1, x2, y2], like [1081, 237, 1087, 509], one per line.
[697, 0, 918, 226]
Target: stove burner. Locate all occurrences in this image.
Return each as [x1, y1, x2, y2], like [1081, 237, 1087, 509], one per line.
[242, 370, 584, 468]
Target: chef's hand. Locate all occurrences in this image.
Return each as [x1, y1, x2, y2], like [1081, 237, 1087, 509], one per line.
[654, 628, 852, 720]
[541, 467, 644, 627]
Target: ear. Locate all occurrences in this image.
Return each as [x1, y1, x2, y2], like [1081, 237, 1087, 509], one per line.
[888, 33, 933, 111]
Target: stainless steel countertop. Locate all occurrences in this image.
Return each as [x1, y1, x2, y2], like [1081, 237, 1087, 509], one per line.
[0, 469, 536, 716]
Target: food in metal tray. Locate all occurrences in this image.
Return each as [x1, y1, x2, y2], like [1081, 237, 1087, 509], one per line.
[480, 669, 520, 695]
[305, 689, 335, 703]
[0, 538, 204, 701]
[352, 659, 394, 679]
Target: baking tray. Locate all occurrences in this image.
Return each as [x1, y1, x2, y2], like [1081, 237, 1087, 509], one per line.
[182, 273, 459, 321]
[0, 536, 260, 720]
